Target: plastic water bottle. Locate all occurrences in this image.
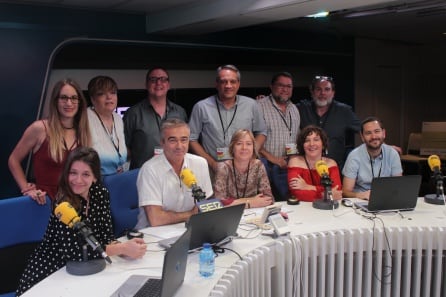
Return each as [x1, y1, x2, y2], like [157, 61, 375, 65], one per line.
[199, 243, 215, 277]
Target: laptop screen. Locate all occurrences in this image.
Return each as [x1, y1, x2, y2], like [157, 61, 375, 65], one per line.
[365, 175, 422, 212]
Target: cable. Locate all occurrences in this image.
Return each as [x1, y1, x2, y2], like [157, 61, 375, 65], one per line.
[212, 245, 243, 261]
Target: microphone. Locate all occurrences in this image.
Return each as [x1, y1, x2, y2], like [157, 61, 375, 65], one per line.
[315, 160, 330, 180]
[315, 160, 333, 191]
[180, 168, 206, 202]
[312, 160, 339, 210]
[180, 168, 222, 212]
[428, 155, 442, 177]
[54, 202, 112, 264]
[424, 155, 445, 204]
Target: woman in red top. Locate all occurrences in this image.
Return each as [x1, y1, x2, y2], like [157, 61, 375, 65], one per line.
[288, 125, 342, 202]
[8, 79, 91, 204]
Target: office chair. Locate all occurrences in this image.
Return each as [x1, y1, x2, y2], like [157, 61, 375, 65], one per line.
[103, 169, 140, 238]
[406, 132, 422, 155]
[0, 195, 51, 297]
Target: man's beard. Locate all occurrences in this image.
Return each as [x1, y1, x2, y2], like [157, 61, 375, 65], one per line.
[366, 139, 384, 151]
[314, 97, 333, 107]
[273, 95, 289, 104]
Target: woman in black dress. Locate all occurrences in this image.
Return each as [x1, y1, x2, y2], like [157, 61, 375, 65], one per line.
[17, 147, 146, 296]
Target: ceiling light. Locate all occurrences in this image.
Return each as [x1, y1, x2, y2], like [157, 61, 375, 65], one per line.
[305, 11, 329, 18]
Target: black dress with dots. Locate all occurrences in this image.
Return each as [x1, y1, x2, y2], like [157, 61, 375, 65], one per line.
[16, 183, 115, 296]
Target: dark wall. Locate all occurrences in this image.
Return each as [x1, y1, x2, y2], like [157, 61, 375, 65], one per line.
[0, 4, 147, 197]
[0, 3, 355, 198]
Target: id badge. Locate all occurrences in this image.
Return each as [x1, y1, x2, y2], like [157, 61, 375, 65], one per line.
[216, 147, 231, 160]
[154, 146, 163, 156]
[285, 143, 297, 155]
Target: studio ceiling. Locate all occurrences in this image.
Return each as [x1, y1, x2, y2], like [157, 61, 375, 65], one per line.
[3, 0, 446, 44]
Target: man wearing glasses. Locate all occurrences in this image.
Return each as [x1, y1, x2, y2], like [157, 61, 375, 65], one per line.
[189, 64, 267, 174]
[135, 119, 213, 228]
[297, 76, 361, 171]
[257, 72, 300, 201]
[124, 67, 188, 169]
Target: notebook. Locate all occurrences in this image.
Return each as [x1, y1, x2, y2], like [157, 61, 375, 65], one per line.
[158, 203, 245, 250]
[354, 175, 422, 213]
[110, 228, 191, 297]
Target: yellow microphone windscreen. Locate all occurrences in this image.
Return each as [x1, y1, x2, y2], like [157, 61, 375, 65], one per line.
[54, 201, 80, 228]
[315, 160, 329, 177]
[180, 168, 197, 188]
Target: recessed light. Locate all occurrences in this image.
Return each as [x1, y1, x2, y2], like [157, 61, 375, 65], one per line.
[305, 11, 329, 18]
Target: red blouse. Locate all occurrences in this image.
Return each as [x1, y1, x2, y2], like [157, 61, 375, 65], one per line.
[287, 166, 342, 202]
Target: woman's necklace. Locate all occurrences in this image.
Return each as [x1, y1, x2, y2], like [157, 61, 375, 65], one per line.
[232, 160, 250, 199]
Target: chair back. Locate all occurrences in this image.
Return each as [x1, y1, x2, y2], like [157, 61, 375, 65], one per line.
[407, 132, 422, 155]
[103, 169, 140, 238]
[0, 195, 51, 295]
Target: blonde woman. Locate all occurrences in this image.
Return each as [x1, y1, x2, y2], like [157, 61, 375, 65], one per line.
[213, 129, 273, 208]
[8, 79, 91, 203]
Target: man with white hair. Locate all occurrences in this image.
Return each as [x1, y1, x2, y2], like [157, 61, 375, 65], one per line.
[297, 76, 360, 170]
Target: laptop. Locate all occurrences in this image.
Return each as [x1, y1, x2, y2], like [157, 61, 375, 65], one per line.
[159, 203, 245, 250]
[110, 228, 191, 297]
[354, 175, 422, 213]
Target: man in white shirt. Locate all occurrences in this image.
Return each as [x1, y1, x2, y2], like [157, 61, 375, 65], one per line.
[135, 119, 213, 228]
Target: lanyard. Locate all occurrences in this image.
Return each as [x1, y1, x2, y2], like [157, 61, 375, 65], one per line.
[369, 151, 383, 178]
[232, 159, 250, 199]
[269, 96, 292, 136]
[93, 109, 122, 160]
[216, 96, 238, 144]
[304, 156, 319, 186]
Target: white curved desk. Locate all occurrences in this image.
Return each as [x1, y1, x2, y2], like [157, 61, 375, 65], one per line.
[22, 199, 446, 297]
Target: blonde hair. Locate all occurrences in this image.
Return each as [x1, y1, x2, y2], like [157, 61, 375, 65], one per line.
[47, 79, 91, 162]
[228, 129, 257, 160]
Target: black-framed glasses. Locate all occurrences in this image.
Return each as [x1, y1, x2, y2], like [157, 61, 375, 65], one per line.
[148, 76, 169, 84]
[274, 83, 293, 89]
[58, 95, 79, 104]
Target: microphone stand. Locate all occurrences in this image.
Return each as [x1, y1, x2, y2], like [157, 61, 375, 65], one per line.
[66, 242, 106, 276]
[424, 173, 445, 205]
[313, 176, 339, 210]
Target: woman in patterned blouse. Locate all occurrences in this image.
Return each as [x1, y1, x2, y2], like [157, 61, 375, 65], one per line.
[16, 147, 146, 296]
[213, 129, 274, 208]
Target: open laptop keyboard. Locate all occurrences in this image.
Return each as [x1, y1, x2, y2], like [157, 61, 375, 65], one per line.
[134, 278, 162, 297]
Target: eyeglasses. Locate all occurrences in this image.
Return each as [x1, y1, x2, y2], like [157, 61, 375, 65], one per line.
[148, 76, 169, 84]
[313, 76, 333, 82]
[274, 83, 293, 89]
[58, 95, 79, 104]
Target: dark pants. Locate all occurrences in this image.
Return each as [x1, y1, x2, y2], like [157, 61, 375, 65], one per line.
[260, 158, 289, 201]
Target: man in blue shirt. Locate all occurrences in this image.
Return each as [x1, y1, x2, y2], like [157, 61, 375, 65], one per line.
[189, 65, 267, 174]
[342, 116, 402, 200]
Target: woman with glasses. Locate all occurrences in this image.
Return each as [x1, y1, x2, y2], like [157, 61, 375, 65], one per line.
[288, 125, 342, 202]
[8, 79, 91, 203]
[87, 76, 127, 176]
[213, 129, 274, 208]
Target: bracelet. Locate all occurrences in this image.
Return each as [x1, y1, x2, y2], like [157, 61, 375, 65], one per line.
[246, 200, 251, 209]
